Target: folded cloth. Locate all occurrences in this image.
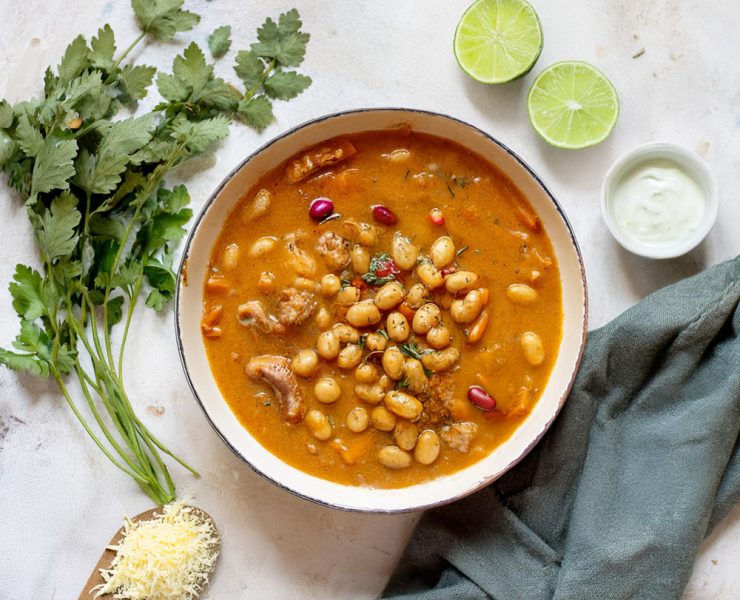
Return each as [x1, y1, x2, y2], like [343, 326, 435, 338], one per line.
[383, 256, 740, 600]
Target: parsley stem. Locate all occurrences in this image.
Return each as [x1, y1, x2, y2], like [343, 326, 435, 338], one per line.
[104, 31, 147, 85]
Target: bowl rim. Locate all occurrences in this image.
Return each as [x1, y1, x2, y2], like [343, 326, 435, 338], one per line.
[600, 141, 719, 259]
[175, 107, 588, 513]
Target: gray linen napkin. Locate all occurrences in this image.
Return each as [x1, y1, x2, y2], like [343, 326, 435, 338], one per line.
[383, 256, 740, 600]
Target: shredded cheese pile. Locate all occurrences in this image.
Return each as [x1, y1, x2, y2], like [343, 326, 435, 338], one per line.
[93, 502, 220, 600]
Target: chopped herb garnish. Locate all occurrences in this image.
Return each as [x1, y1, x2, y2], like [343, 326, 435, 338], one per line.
[263, 400, 272, 407]
[395, 377, 410, 390]
[359, 333, 368, 348]
[399, 340, 432, 361]
[376, 329, 390, 340]
[456, 245, 469, 257]
[404, 169, 410, 181]
[446, 182, 456, 198]
[362, 253, 402, 286]
[451, 175, 471, 188]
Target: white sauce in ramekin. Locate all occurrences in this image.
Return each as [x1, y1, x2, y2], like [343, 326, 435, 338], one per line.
[611, 158, 706, 247]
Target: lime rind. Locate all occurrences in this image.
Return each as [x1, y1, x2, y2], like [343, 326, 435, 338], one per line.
[454, 0, 543, 84]
[527, 61, 620, 149]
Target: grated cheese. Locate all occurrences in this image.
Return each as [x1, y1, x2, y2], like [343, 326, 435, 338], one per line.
[93, 502, 220, 600]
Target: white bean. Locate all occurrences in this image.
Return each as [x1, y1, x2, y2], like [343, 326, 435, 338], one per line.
[378, 445, 411, 469]
[332, 323, 360, 343]
[430, 236, 455, 269]
[414, 430, 441, 465]
[305, 409, 332, 441]
[416, 261, 444, 289]
[374, 281, 406, 310]
[382, 346, 405, 380]
[521, 331, 545, 366]
[506, 283, 538, 304]
[291, 349, 319, 378]
[364, 332, 388, 352]
[386, 312, 410, 342]
[445, 270, 479, 294]
[337, 344, 363, 369]
[222, 243, 240, 270]
[336, 286, 361, 306]
[421, 347, 460, 372]
[394, 421, 418, 451]
[426, 324, 452, 349]
[371, 406, 397, 431]
[316, 331, 340, 359]
[320, 274, 341, 297]
[355, 383, 386, 404]
[346, 406, 369, 433]
[384, 390, 423, 421]
[314, 377, 342, 404]
[351, 244, 371, 273]
[412, 303, 441, 335]
[346, 300, 382, 327]
[248, 236, 278, 257]
[391, 232, 419, 270]
[406, 283, 431, 309]
[404, 358, 428, 394]
[315, 307, 332, 330]
[354, 363, 379, 384]
[450, 289, 483, 324]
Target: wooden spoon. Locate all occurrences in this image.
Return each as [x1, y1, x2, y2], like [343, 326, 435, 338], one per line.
[79, 506, 219, 600]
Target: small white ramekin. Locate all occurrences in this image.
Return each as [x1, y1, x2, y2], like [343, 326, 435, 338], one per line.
[600, 142, 719, 259]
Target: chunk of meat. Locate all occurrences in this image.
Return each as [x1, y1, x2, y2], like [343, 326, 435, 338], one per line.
[285, 139, 357, 183]
[315, 231, 350, 271]
[238, 300, 277, 333]
[285, 232, 318, 276]
[241, 188, 271, 222]
[440, 422, 479, 453]
[418, 374, 454, 429]
[276, 287, 316, 326]
[246, 355, 306, 424]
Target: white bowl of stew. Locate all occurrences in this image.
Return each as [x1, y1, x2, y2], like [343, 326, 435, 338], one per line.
[177, 108, 587, 513]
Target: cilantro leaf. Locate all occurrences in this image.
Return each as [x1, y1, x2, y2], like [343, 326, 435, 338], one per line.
[89, 24, 116, 71]
[237, 95, 274, 130]
[57, 35, 90, 83]
[144, 259, 176, 310]
[0, 130, 16, 167]
[208, 25, 232, 58]
[170, 114, 229, 154]
[107, 295, 124, 328]
[9, 265, 47, 320]
[172, 42, 211, 95]
[264, 71, 311, 100]
[0, 347, 49, 377]
[119, 64, 156, 101]
[132, 0, 200, 41]
[251, 9, 309, 67]
[156, 72, 190, 102]
[234, 50, 264, 89]
[35, 192, 81, 260]
[31, 137, 78, 194]
[16, 115, 44, 157]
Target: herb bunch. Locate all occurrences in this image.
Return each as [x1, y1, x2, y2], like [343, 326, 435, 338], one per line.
[0, 0, 312, 504]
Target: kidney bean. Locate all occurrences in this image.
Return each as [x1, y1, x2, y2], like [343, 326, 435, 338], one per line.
[467, 385, 496, 411]
[309, 197, 334, 221]
[371, 204, 398, 225]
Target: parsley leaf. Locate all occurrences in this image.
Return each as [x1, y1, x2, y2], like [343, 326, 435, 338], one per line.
[31, 137, 78, 194]
[34, 192, 82, 260]
[169, 113, 229, 154]
[234, 50, 263, 89]
[131, 0, 200, 41]
[16, 115, 43, 158]
[264, 71, 311, 100]
[119, 64, 156, 101]
[399, 341, 433, 361]
[0, 100, 13, 128]
[252, 8, 309, 67]
[236, 96, 274, 130]
[89, 25, 116, 71]
[57, 35, 90, 84]
[9, 265, 47, 320]
[208, 25, 232, 58]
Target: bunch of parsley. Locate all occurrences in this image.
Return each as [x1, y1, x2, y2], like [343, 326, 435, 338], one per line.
[0, 0, 311, 504]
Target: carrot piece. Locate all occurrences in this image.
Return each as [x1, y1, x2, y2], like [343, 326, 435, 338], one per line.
[201, 303, 223, 327]
[512, 201, 541, 232]
[478, 287, 490, 306]
[332, 434, 374, 465]
[449, 396, 475, 421]
[398, 302, 416, 321]
[467, 310, 489, 344]
[206, 277, 230, 294]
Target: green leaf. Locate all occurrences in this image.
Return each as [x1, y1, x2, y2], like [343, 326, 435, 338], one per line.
[159, 184, 190, 213]
[16, 115, 44, 157]
[234, 50, 265, 89]
[264, 71, 311, 100]
[208, 25, 232, 58]
[35, 191, 82, 260]
[0, 129, 15, 166]
[170, 114, 229, 154]
[251, 9, 309, 67]
[193, 78, 240, 111]
[147, 208, 192, 252]
[236, 95, 274, 131]
[9, 265, 47, 320]
[114, 260, 144, 289]
[144, 259, 176, 311]
[119, 64, 156, 101]
[0, 99, 13, 128]
[132, 0, 200, 41]
[54, 343, 77, 375]
[57, 35, 90, 83]
[173, 42, 212, 95]
[31, 137, 78, 194]
[145, 288, 169, 311]
[107, 295, 125, 328]
[156, 72, 190, 102]
[89, 24, 116, 71]
[76, 115, 153, 194]
[0, 347, 49, 377]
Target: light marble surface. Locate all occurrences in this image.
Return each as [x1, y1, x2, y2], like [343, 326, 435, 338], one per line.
[1, 1, 738, 598]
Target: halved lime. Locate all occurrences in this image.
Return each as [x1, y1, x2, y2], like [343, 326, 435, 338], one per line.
[527, 61, 620, 149]
[454, 0, 543, 84]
